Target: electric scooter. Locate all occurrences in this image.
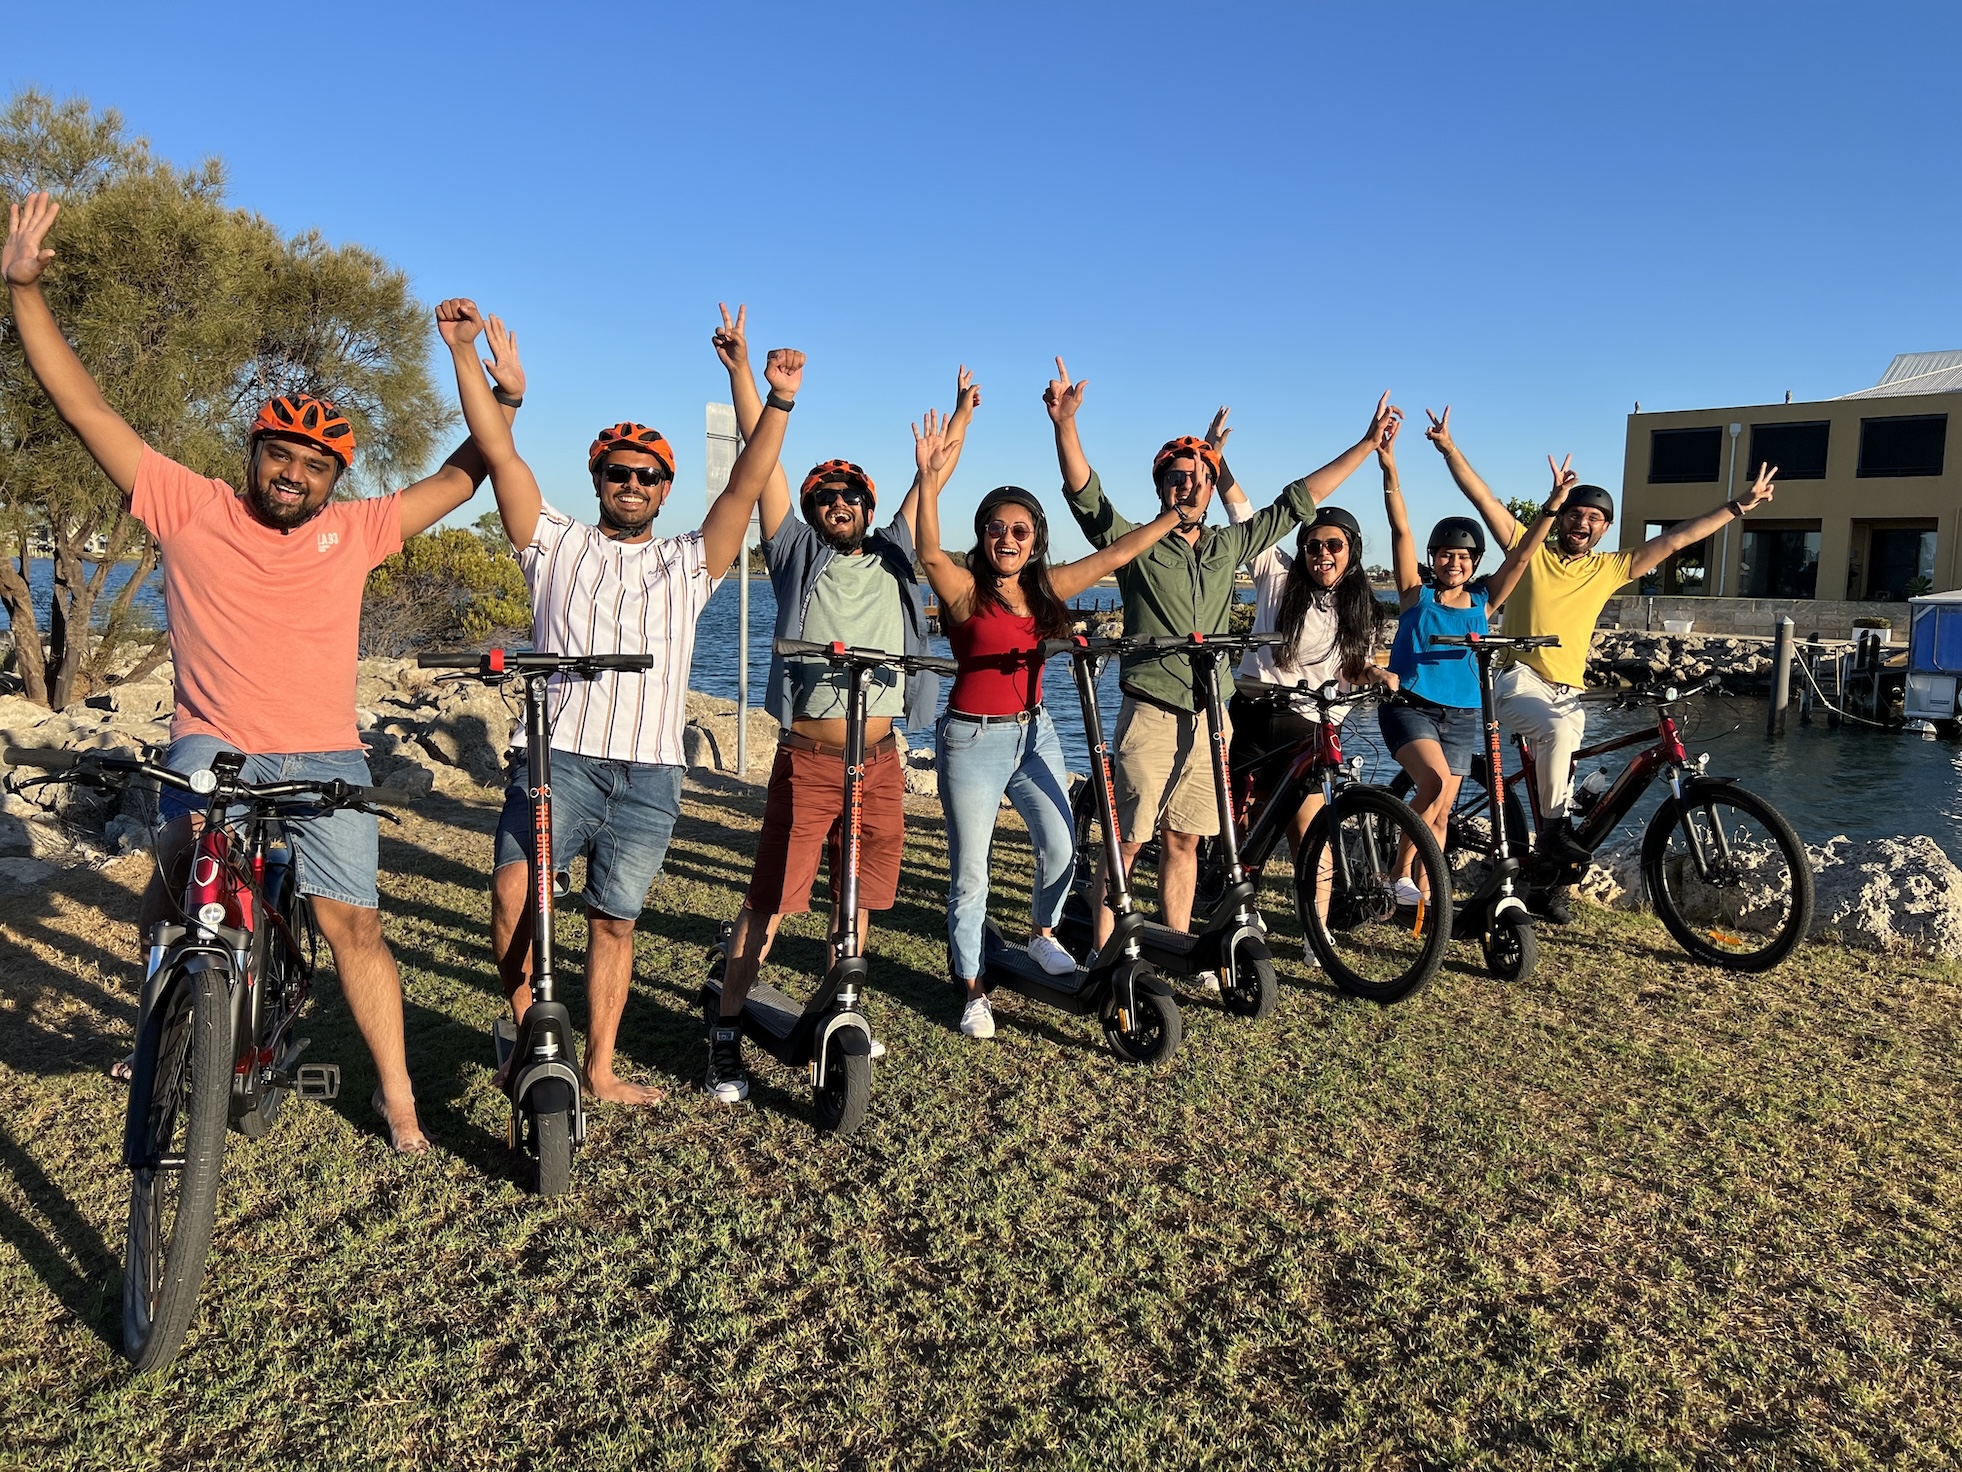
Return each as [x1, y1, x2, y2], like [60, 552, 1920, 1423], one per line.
[1056, 632, 1285, 1020]
[1426, 632, 1557, 981]
[977, 636, 1183, 1063]
[701, 637, 956, 1134]
[418, 648, 654, 1194]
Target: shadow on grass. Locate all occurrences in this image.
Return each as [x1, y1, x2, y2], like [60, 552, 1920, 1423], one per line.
[0, 1116, 118, 1349]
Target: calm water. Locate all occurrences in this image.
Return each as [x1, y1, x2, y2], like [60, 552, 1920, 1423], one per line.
[695, 574, 1962, 862]
[3, 558, 166, 630]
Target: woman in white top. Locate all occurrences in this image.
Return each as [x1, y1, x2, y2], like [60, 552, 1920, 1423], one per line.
[1216, 413, 1396, 856]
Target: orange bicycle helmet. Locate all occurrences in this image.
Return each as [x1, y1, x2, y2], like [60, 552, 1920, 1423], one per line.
[1152, 435, 1221, 483]
[249, 395, 356, 467]
[587, 422, 676, 475]
[799, 460, 877, 514]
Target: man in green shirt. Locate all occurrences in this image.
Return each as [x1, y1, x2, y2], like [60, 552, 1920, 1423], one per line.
[1047, 358, 1397, 950]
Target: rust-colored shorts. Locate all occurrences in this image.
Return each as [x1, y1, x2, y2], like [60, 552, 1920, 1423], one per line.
[743, 734, 906, 915]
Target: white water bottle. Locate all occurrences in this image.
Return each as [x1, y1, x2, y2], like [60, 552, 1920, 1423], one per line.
[1574, 766, 1611, 813]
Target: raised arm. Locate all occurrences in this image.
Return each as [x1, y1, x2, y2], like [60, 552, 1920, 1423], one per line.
[1207, 406, 1252, 522]
[910, 407, 977, 619]
[892, 366, 980, 543]
[1381, 422, 1423, 608]
[1425, 405, 1518, 548]
[441, 300, 543, 544]
[1050, 504, 1183, 600]
[1047, 357, 1093, 495]
[1487, 455, 1575, 606]
[4, 194, 146, 498]
[400, 301, 524, 540]
[1627, 463, 1775, 581]
[712, 302, 793, 541]
[704, 348, 802, 576]
[1214, 393, 1398, 567]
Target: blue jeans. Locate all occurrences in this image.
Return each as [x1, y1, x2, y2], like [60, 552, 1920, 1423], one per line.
[935, 707, 1075, 982]
[494, 749, 684, 920]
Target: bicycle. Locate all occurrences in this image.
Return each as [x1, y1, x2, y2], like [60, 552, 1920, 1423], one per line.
[4, 744, 397, 1372]
[1064, 665, 1453, 1004]
[1388, 664, 1816, 971]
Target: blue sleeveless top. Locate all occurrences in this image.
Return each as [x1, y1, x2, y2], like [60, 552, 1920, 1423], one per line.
[1388, 583, 1489, 709]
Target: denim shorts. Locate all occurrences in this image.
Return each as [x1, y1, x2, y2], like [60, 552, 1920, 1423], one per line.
[494, 748, 684, 920]
[155, 735, 379, 908]
[1378, 698, 1482, 777]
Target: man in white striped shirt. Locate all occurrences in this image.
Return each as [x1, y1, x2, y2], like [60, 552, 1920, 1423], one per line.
[482, 314, 800, 1106]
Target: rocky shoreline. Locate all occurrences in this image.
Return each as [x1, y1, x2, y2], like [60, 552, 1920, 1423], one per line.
[3, 655, 1958, 957]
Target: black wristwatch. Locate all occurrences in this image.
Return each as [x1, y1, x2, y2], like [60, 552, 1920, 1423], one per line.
[1727, 499, 1747, 519]
[766, 391, 796, 413]
[1541, 500, 1562, 519]
[492, 388, 524, 408]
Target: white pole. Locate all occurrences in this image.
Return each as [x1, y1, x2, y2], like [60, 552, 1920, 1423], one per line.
[1718, 422, 1741, 596]
[705, 404, 746, 775]
[738, 522, 750, 778]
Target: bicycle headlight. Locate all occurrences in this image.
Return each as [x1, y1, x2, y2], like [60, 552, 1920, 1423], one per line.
[1663, 686, 1679, 703]
[189, 769, 217, 795]
[197, 902, 226, 928]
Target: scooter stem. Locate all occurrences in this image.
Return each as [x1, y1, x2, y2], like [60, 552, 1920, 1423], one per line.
[525, 670, 557, 1007]
[836, 662, 868, 965]
[1198, 643, 1248, 885]
[1071, 646, 1137, 919]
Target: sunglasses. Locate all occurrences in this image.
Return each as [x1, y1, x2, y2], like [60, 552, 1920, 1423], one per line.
[1303, 537, 1348, 555]
[602, 464, 669, 488]
[1160, 470, 1205, 491]
[985, 519, 1035, 542]
[812, 486, 868, 509]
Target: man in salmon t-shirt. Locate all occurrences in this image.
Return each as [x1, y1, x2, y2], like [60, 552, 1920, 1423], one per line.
[3, 192, 522, 1153]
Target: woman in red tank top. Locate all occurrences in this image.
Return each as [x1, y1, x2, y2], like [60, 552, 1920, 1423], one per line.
[913, 405, 1179, 1039]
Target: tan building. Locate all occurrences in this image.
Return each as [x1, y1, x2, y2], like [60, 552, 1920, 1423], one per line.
[1619, 353, 1962, 605]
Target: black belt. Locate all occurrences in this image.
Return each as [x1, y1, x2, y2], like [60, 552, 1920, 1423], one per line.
[1390, 690, 1451, 716]
[947, 706, 1042, 726]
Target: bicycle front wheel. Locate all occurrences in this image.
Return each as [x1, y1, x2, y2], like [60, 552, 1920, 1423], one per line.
[1297, 786, 1453, 1003]
[124, 965, 231, 1372]
[1642, 779, 1814, 971]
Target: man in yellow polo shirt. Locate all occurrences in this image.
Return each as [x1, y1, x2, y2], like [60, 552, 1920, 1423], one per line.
[1424, 408, 1776, 921]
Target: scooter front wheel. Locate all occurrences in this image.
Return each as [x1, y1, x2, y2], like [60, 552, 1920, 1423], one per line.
[522, 1078, 574, 1196]
[1102, 987, 1183, 1065]
[1220, 939, 1278, 1021]
[813, 1028, 872, 1137]
[1482, 910, 1537, 982]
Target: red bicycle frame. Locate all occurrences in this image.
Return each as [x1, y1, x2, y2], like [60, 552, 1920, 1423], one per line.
[1508, 703, 1693, 847]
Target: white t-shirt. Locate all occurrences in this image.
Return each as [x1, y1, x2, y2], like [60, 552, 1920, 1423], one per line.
[1225, 498, 1350, 709]
[514, 503, 719, 766]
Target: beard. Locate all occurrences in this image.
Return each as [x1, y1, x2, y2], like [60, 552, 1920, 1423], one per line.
[817, 520, 868, 554]
[249, 481, 320, 529]
[599, 500, 658, 537]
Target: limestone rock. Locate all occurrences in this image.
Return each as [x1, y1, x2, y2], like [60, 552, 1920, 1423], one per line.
[417, 682, 515, 786]
[103, 813, 150, 854]
[1576, 838, 1646, 910]
[1809, 835, 1962, 958]
[682, 722, 722, 771]
[0, 857, 55, 896]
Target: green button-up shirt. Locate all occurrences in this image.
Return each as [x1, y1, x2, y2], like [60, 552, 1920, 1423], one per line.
[1065, 468, 1319, 712]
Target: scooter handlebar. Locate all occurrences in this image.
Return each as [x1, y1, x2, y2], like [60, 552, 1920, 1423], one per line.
[1429, 633, 1560, 649]
[417, 651, 656, 673]
[1038, 636, 1129, 660]
[772, 638, 956, 676]
[1136, 632, 1285, 652]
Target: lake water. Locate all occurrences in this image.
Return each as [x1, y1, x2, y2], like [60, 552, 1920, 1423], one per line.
[4, 558, 167, 630]
[695, 574, 1962, 863]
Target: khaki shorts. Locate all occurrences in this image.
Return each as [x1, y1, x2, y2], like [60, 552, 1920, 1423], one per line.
[1112, 696, 1231, 840]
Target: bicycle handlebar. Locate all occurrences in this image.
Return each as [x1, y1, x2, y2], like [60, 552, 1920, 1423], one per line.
[772, 638, 957, 676]
[2, 745, 78, 772]
[4, 746, 395, 811]
[418, 650, 656, 675]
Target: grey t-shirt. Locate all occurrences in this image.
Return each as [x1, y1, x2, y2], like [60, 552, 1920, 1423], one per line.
[793, 551, 907, 719]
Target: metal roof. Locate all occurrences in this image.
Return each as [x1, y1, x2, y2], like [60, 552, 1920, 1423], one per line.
[1839, 351, 1962, 399]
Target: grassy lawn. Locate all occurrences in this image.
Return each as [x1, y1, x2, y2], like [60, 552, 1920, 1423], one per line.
[2, 774, 1959, 1469]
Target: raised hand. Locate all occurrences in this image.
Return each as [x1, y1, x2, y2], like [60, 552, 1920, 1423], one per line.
[1546, 453, 1578, 509]
[1424, 405, 1456, 457]
[1205, 406, 1232, 456]
[483, 315, 525, 398]
[913, 407, 956, 482]
[950, 365, 982, 428]
[1740, 462, 1777, 512]
[1378, 408, 1402, 463]
[712, 302, 749, 371]
[763, 347, 805, 400]
[3, 192, 59, 288]
[1044, 356, 1088, 423]
[1363, 391, 1398, 451]
[436, 297, 484, 347]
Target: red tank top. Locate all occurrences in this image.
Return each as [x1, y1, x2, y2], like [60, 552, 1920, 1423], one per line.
[947, 602, 1044, 715]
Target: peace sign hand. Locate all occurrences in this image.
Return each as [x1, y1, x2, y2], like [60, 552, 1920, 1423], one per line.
[1424, 405, 1456, 457]
[1545, 453, 1578, 511]
[1044, 357, 1088, 423]
[1363, 391, 1398, 451]
[712, 302, 748, 371]
[1740, 463, 1777, 512]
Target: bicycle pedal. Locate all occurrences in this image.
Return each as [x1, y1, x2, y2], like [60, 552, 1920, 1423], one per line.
[295, 1063, 341, 1101]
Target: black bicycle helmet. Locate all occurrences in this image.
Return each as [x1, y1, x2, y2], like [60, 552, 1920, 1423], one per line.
[974, 485, 1049, 558]
[1565, 484, 1615, 522]
[1300, 504, 1362, 550]
[1427, 515, 1486, 562]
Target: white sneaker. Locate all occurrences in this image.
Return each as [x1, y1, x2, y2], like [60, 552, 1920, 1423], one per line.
[1193, 970, 1223, 997]
[959, 997, 996, 1039]
[1392, 877, 1425, 907]
[1026, 935, 1077, 976]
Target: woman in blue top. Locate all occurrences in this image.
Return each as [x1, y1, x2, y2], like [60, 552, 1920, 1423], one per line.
[1377, 428, 1547, 902]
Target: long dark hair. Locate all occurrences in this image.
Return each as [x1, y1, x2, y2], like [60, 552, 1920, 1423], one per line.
[968, 490, 1073, 640]
[1275, 526, 1383, 682]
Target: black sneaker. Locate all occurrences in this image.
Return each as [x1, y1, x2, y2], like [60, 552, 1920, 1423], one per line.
[1529, 885, 1576, 926]
[704, 1024, 749, 1104]
[1536, 818, 1593, 867]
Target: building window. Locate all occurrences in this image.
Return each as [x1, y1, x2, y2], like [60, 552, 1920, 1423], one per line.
[1738, 524, 1820, 598]
[1857, 414, 1947, 478]
[1638, 521, 1709, 595]
[1649, 426, 1724, 483]
[1748, 421, 1829, 480]
[1861, 525, 1937, 600]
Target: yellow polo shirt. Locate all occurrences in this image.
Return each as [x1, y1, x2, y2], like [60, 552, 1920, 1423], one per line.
[1498, 525, 1637, 688]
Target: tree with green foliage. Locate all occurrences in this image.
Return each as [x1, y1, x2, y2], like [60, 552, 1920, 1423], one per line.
[361, 527, 531, 657]
[0, 89, 450, 707]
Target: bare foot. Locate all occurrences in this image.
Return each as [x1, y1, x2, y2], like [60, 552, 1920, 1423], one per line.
[370, 1087, 431, 1154]
[583, 1070, 666, 1106]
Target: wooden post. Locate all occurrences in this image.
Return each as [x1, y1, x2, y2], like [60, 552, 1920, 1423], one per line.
[1768, 616, 1795, 737]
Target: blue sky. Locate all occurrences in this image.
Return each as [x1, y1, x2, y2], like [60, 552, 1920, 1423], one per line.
[10, 1, 1961, 560]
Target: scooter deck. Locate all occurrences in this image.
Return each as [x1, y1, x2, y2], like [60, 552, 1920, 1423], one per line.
[699, 977, 803, 1044]
[981, 929, 1100, 1015]
[1131, 919, 1207, 967]
[493, 1015, 517, 1069]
